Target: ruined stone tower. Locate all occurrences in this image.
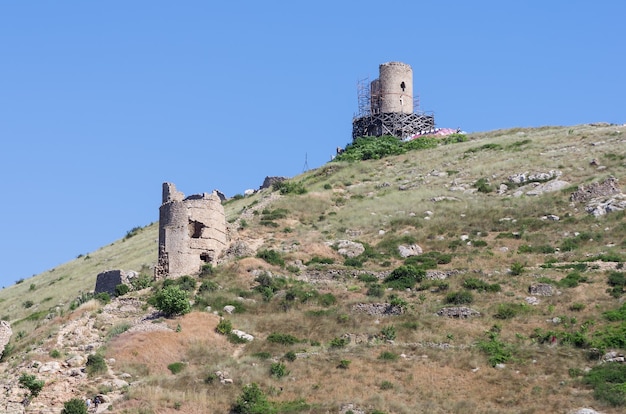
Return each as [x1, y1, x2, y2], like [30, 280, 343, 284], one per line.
[155, 182, 227, 279]
[352, 61, 434, 139]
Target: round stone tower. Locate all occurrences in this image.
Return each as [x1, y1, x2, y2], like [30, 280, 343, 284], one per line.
[378, 61, 413, 114]
[155, 182, 227, 279]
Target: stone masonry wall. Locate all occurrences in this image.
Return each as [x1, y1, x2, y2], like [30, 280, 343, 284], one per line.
[155, 182, 227, 279]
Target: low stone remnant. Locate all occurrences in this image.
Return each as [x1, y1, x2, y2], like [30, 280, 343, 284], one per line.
[351, 303, 404, 316]
[570, 176, 621, 203]
[437, 307, 480, 318]
[95, 270, 138, 296]
[528, 283, 554, 296]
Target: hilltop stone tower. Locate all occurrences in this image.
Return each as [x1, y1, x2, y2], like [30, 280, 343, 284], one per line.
[155, 182, 227, 279]
[352, 61, 434, 139]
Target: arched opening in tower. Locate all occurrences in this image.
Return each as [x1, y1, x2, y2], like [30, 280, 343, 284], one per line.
[400, 81, 406, 92]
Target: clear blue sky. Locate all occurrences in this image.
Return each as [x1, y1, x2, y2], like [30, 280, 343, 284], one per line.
[1, 1, 624, 287]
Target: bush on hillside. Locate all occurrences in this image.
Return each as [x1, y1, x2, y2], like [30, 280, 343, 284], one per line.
[18, 373, 44, 398]
[383, 265, 425, 290]
[232, 383, 274, 414]
[61, 398, 88, 414]
[153, 285, 191, 316]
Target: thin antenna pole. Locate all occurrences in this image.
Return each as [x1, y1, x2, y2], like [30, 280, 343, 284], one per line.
[302, 153, 309, 172]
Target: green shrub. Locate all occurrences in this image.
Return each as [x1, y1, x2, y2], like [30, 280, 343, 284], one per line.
[153, 285, 191, 316]
[463, 278, 501, 292]
[329, 337, 349, 348]
[603, 303, 626, 321]
[22, 300, 34, 308]
[130, 273, 153, 290]
[493, 303, 528, 319]
[477, 331, 513, 367]
[383, 265, 425, 290]
[380, 380, 394, 390]
[167, 362, 186, 374]
[366, 284, 385, 298]
[318, 293, 336, 307]
[95, 292, 111, 304]
[335, 135, 405, 161]
[344, 257, 364, 267]
[270, 362, 289, 378]
[273, 180, 307, 195]
[517, 244, 555, 254]
[86, 354, 107, 376]
[305, 256, 334, 265]
[49, 349, 61, 358]
[570, 303, 586, 312]
[510, 262, 525, 275]
[18, 373, 44, 398]
[583, 363, 626, 406]
[256, 249, 285, 267]
[608, 271, 626, 288]
[216, 319, 233, 335]
[284, 351, 297, 362]
[357, 274, 379, 283]
[558, 271, 581, 288]
[107, 323, 131, 339]
[378, 351, 399, 361]
[252, 352, 272, 360]
[267, 333, 300, 345]
[198, 280, 219, 293]
[232, 383, 274, 414]
[474, 178, 494, 193]
[337, 359, 351, 369]
[61, 398, 88, 414]
[444, 291, 474, 305]
[380, 325, 396, 341]
[115, 283, 130, 297]
[175, 275, 197, 292]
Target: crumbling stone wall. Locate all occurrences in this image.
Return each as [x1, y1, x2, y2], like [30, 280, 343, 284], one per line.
[570, 176, 621, 202]
[155, 182, 227, 279]
[95, 270, 138, 296]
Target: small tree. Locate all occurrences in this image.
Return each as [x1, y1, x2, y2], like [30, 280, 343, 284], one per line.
[61, 398, 88, 414]
[18, 373, 44, 399]
[153, 285, 191, 316]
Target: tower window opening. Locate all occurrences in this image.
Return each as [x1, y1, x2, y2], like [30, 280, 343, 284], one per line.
[189, 220, 205, 239]
[400, 81, 406, 91]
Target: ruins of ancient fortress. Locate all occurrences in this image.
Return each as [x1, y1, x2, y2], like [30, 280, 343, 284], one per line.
[155, 182, 227, 279]
[352, 61, 435, 139]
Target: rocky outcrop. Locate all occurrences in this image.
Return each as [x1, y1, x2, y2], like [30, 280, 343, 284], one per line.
[259, 176, 287, 190]
[585, 193, 626, 217]
[335, 240, 365, 258]
[0, 321, 12, 359]
[398, 244, 423, 257]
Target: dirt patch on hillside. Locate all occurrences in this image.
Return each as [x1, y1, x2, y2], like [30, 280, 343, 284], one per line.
[107, 312, 233, 375]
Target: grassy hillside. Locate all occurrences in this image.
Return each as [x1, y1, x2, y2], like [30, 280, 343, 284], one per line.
[1, 123, 625, 413]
